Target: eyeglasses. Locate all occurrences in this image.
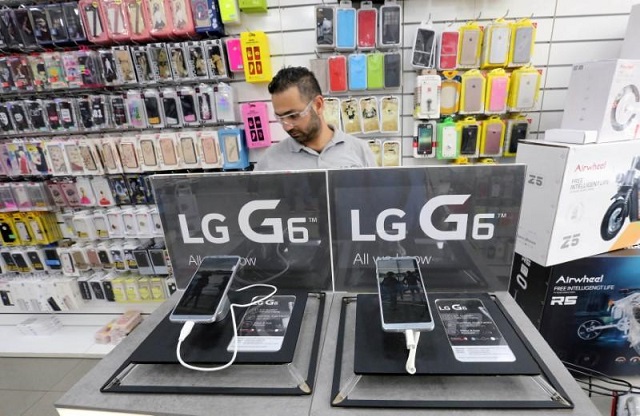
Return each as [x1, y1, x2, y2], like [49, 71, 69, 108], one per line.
[275, 100, 314, 126]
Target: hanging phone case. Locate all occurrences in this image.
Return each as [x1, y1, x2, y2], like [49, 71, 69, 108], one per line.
[440, 77, 460, 115]
[78, 0, 109, 44]
[44, 52, 67, 89]
[192, 0, 212, 32]
[186, 42, 209, 79]
[161, 88, 182, 127]
[28, 55, 47, 91]
[26, 100, 47, 132]
[100, 138, 123, 174]
[103, 0, 130, 42]
[323, 97, 341, 130]
[132, 46, 153, 83]
[112, 46, 137, 84]
[14, 9, 38, 48]
[436, 117, 459, 159]
[9, 102, 29, 132]
[218, 128, 249, 169]
[61, 2, 87, 41]
[29, 6, 53, 46]
[360, 97, 379, 133]
[509, 20, 536, 67]
[126, 90, 148, 129]
[481, 21, 511, 68]
[458, 23, 483, 68]
[80, 51, 104, 87]
[379, 96, 399, 133]
[198, 130, 222, 168]
[367, 52, 384, 89]
[357, 2, 376, 50]
[178, 86, 200, 126]
[143, 89, 164, 128]
[137, 133, 159, 170]
[78, 140, 103, 175]
[77, 96, 94, 129]
[109, 94, 128, 127]
[57, 98, 78, 130]
[336, 2, 356, 51]
[379, 1, 401, 48]
[414, 74, 441, 119]
[458, 118, 479, 157]
[214, 82, 237, 122]
[382, 140, 401, 166]
[196, 84, 216, 125]
[310, 58, 328, 94]
[315, 5, 335, 49]
[125, 0, 152, 41]
[241, 102, 271, 148]
[218, 0, 240, 25]
[504, 118, 529, 156]
[157, 132, 179, 170]
[348, 53, 367, 90]
[328, 55, 347, 93]
[460, 70, 486, 114]
[0, 58, 14, 92]
[412, 26, 436, 69]
[178, 132, 200, 167]
[485, 69, 509, 114]
[0, 104, 14, 133]
[480, 117, 505, 157]
[169, 0, 195, 36]
[383, 52, 401, 89]
[203, 39, 229, 79]
[225, 38, 244, 72]
[99, 50, 119, 85]
[340, 98, 361, 134]
[438, 30, 459, 70]
[148, 0, 173, 38]
[145, 43, 171, 82]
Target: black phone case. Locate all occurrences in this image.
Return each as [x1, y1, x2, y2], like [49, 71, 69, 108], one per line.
[46, 5, 69, 42]
[59, 100, 76, 129]
[461, 125, 479, 155]
[162, 97, 179, 125]
[78, 99, 94, 128]
[111, 96, 127, 126]
[91, 96, 107, 127]
[62, 3, 86, 40]
[384, 53, 401, 88]
[28, 102, 47, 129]
[45, 101, 61, 129]
[0, 104, 14, 132]
[10, 104, 29, 131]
[509, 123, 528, 154]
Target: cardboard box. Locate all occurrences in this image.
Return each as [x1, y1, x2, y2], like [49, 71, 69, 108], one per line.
[509, 250, 640, 376]
[543, 128, 597, 144]
[561, 59, 640, 143]
[621, 5, 640, 59]
[515, 139, 640, 266]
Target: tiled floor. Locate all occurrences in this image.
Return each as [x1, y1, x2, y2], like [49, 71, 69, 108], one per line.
[0, 357, 99, 416]
[0, 357, 623, 416]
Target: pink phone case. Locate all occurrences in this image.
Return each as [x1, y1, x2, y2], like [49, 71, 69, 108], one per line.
[488, 77, 508, 112]
[226, 38, 244, 72]
[79, 0, 111, 44]
[241, 102, 272, 149]
[169, 0, 196, 37]
[104, 0, 131, 42]
[484, 124, 504, 154]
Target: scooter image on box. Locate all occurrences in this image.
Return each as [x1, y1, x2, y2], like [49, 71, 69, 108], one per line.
[600, 156, 640, 241]
[577, 289, 640, 355]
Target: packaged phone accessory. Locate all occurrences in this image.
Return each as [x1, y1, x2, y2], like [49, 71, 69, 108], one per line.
[328, 54, 348, 93]
[169, 43, 190, 80]
[348, 53, 367, 91]
[203, 39, 229, 79]
[323, 97, 341, 131]
[160, 88, 183, 127]
[480, 116, 505, 157]
[178, 86, 200, 126]
[360, 96, 379, 133]
[507, 65, 540, 111]
[241, 102, 271, 148]
[225, 38, 244, 73]
[412, 24, 437, 69]
[336, 1, 356, 51]
[78, 0, 110, 44]
[177, 131, 201, 168]
[169, 0, 196, 37]
[240, 31, 272, 83]
[459, 69, 486, 114]
[91, 177, 116, 207]
[103, 0, 130, 42]
[218, 0, 240, 24]
[126, 90, 148, 129]
[143, 89, 165, 128]
[125, 0, 152, 41]
[62, 2, 87, 41]
[315, 5, 335, 49]
[340, 98, 361, 134]
[503, 115, 529, 157]
[383, 52, 401, 89]
[382, 140, 401, 166]
[509, 19, 536, 67]
[219, 128, 249, 169]
[357, 2, 376, 50]
[379, 0, 401, 48]
[413, 121, 436, 158]
[481, 19, 512, 69]
[485, 68, 510, 114]
[414, 73, 441, 119]
[156, 132, 180, 170]
[367, 52, 384, 89]
[147, 43, 173, 82]
[132, 45, 154, 84]
[458, 21, 483, 68]
[436, 117, 459, 159]
[148, 0, 173, 38]
[112, 46, 137, 85]
[186, 41, 209, 79]
[118, 135, 142, 173]
[198, 130, 222, 168]
[380, 96, 399, 133]
[457, 116, 480, 157]
[214, 82, 237, 123]
[438, 29, 459, 70]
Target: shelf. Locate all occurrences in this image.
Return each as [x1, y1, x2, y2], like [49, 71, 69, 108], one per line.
[0, 300, 163, 315]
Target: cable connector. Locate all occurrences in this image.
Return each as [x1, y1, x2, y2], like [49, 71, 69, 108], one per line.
[404, 329, 421, 375]
[179, 321, 195, 342]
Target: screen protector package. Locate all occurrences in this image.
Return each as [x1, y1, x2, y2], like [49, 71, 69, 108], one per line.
[435, 298, 515, 362]
[227, 295, 296, 352]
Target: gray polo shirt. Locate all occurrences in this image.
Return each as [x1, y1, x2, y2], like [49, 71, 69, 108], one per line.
[254, 128, 377, 171]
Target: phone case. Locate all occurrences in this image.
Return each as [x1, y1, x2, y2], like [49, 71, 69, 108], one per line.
[169, 0, 196, 36]
[241, 102, 271, 148]
[0, 104, 13, 133]
[458, 27, 482, 67]
[218, 129, 244, 167]
[99, 139, 122, 174]
[132, 46, 153, 83]
[137, 134, 159, 170]
[126, 91, 148, 129]
[169, 43, 190, 80]
[328, 55, 348, 93]
[113, 46, 137, 84]
[486, 75, 509, 114]
[504, 119, 529, 156]
[76, 97, 94, 129]
[348, 53, 367, 90]
[0, 58, 15, 92]
[219, 0, 240, 24]
[460, 124, 479, 156]
[383, 52, 401, 89]
[26, 100, 47, 132]
[104, 0, 130, 42]
[380, 96, 399, 132]
[158, 133, 179, 169]
[486, 24, 511, 66]
[511, 25, 535, 66]
[109, 95, 128, 127]
[514, 72, 539, 110]
[324, 97, 341, 130]
[178, 132, 200, 167]
[99, 50, 119, 85]
[412, 27, 436, 69]
[197, 85, 216, 124]
[316, 6, 335, 49]
[198, 130, 221, 168]
[91, 95, 110, 129]
[225, 38, 243, 72]
[60, 180, 81, 206]
[414, 75, 441, 119]
[128, 175, 149, 204]
[14, 9, 38, 48]
[46, 142, 68, 175]
[76, 177, 97, 206]
[110, 176, 132, 205]
[161, 88, 182, 127]
[28, 55, 47, 91]
[379, 3, 401, 48]
[91, 177, 116, 207]
[78, 141, 100, 174]
[461, 74, 485, 114]
[382, 140, 401, 166]
[44, 52, 67, 89]
[64, 142, 86, 174]
[367, 53, 384, 89]
[78, 0, 109, 43]
[481, 120, 505, 156]
[309, 58, 328, 94]
[62, 2, 87, 41]
[56, 98, 77, 131]
[125, 0, 152, 41]
[437, 122, 459, 159]
[203, 39, 229, 79]
[438, 30, 459, 70]
[9, 102, 29, 132]
[143, 90, 164, 128]
[178, 87, 200, 126]
[187, 42, 209, 79]
[148, 0, 173, 38]
[340, 98, 361, 134]
[118, 138, 141, 172]
[360, 97, 379, 133]
[336, 5, 356, 51]
[357, 3, 376, 50]
[214, 82, 236, 122]
[9, 56, 33, 91]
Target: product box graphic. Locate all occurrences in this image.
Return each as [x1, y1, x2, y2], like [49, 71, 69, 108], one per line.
[509, 250, 640, 376]
[561, 59, 640, 143]
[516, 139, 640, 266]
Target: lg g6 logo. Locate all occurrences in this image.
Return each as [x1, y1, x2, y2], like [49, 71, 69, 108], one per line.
[351, 195, 497, 241]
[179, 199, 309, 244]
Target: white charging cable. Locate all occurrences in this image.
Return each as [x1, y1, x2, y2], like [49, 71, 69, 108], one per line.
[176, 284, 278, 372]
[404, 329, 421, 375]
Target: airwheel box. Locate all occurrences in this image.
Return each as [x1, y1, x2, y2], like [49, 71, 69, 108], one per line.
[509, 249, 640, 376]
[515, 139, 640, 266]
[561, 59, 640, 143]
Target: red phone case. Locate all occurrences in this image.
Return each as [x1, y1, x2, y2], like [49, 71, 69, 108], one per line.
[328, 55, 347, 93]
[357, 9, 377, 49]
[439, 31, 459, 70]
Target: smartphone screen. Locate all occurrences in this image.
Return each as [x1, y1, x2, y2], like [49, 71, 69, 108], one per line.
[375, 257, 434, 332]
[435, 298, 515, 362]
[417, 123, 433, 155]
[170, 256, 241, 323]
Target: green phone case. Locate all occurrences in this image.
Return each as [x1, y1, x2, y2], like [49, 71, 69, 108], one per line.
[437, 118, 459, 159]
[238, 0, 267, 13]
[367, 53, 384, 89]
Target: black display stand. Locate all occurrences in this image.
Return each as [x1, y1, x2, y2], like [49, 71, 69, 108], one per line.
[331, 293, 574, 409]
[102, 290, 325, 395]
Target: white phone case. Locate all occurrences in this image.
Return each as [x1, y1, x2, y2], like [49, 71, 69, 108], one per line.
[441, 126, 458, 158]
[516, 73, 539, 109]
[488, 26, 510, 64]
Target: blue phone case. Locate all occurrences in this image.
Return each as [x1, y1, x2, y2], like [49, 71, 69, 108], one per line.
[348, 54, 367, 90]
[336, 8, 356, 50]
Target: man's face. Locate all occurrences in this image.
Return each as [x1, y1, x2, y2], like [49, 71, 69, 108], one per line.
[272, 86, 321, 145]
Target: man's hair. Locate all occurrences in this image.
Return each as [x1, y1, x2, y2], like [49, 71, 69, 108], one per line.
[268, 66, 322, 101]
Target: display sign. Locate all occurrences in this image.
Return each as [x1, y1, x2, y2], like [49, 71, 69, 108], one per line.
[152, 166, 525, 292]
[151, 172, 331, 289]
[328, 166, 525, 292]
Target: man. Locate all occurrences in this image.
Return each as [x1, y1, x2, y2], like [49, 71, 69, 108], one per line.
[254, 66, 377, 171]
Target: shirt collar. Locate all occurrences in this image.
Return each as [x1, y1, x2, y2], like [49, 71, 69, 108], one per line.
[288, 125, 345, 153]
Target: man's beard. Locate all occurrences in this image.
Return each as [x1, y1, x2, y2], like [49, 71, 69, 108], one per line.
[289, 110, 321, 145]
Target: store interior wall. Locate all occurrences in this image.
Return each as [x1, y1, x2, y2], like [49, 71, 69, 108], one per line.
[232, 0, 636, 165]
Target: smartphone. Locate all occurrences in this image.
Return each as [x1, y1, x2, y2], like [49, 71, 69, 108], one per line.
[460, 125, 479, 155]
[170, 255, 242, 323]
[375, 257, 434, 332]
[417, 123, 433, 155]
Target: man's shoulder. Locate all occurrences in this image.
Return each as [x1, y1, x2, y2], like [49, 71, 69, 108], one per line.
[255, 138, 295, 171]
